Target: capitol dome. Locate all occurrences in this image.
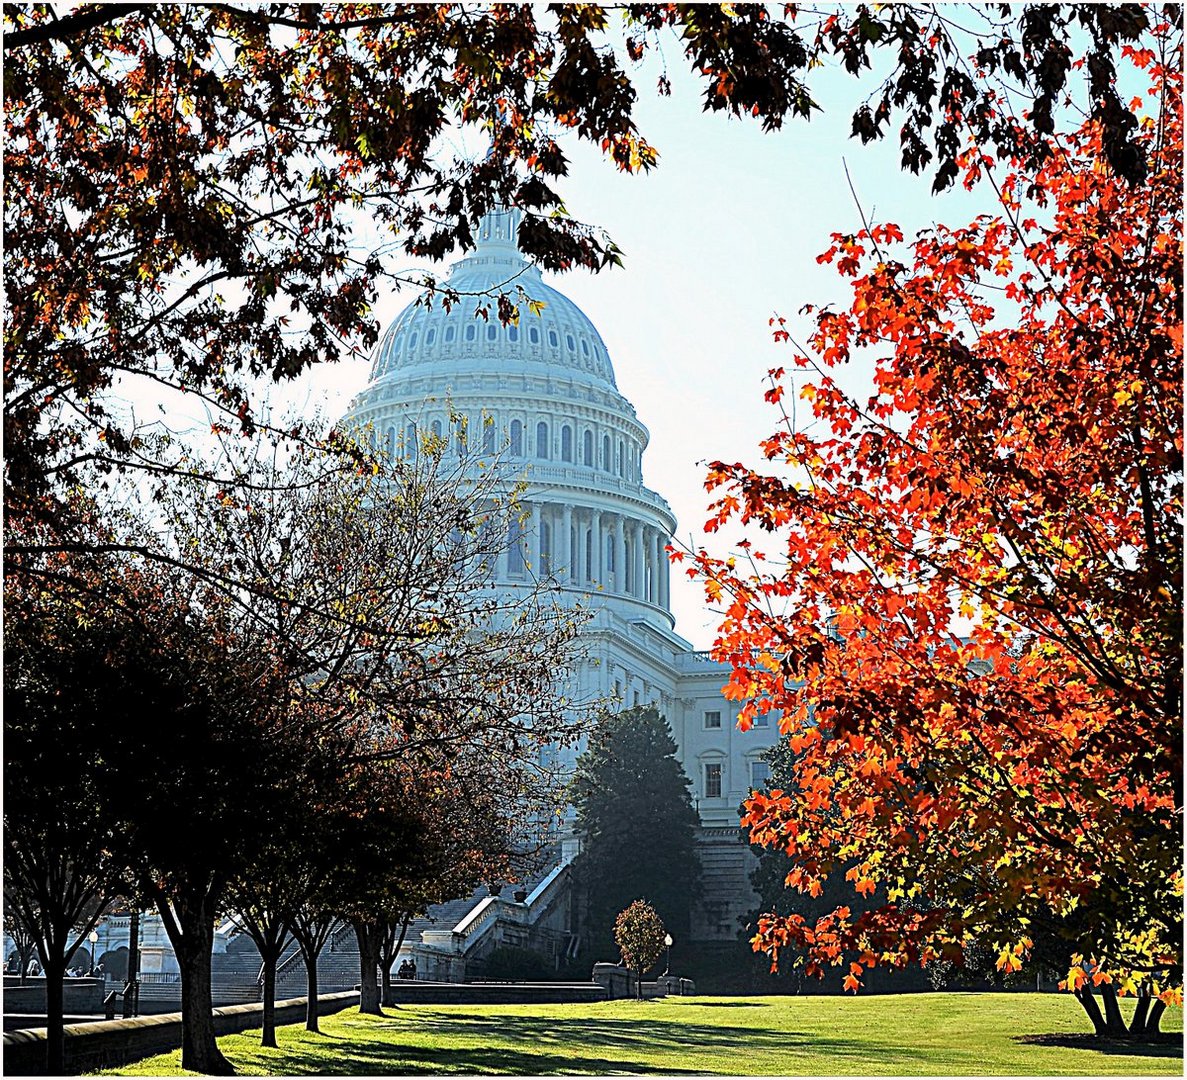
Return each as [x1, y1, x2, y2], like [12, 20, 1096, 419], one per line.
[368, 209, 618, 392]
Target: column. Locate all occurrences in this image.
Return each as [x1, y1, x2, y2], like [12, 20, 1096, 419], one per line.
[633, 519, 645, 600]
[652, 529, 663, 604]
[530, 502, 542, 576]
[659, 531, 670, 608]
[613, 515, 625, 594]
[562, 504, 573, 584]
[592, 510, 604, 585]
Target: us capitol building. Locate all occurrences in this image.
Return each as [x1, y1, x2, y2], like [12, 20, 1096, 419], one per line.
[342, 208, 781, 948]
[6, 210, 782, 984]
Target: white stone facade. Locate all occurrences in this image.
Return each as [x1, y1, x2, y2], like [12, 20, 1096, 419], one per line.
[343, 209, 781, 938]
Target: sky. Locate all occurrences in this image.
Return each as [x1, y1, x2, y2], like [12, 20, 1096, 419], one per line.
[281, 43, 1007, 651]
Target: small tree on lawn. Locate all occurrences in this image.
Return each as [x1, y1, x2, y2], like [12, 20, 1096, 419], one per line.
[614, 901, 667, 1001]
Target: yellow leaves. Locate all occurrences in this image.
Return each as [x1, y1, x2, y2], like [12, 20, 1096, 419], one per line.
[995, 938, 1031, 973]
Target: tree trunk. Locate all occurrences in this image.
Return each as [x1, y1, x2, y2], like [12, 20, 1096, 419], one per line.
[1074, 987, 1109, 1037]
[353, 920, 383, 1016]
[380, 914, 412, 1007]
[260, 954, 278, 1048]
[304, 952, 320, 1033]
[1144, 999, 1166, 1036]
[43, 958, 66, 1075]
[1128, 988, 1151, 1036]
[161, 894, 234, 1076]
[1099, 982, 1127, 1037]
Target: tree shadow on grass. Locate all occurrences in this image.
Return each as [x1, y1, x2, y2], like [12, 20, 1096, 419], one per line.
[224, 1013, 923, 1075]
[1014, 1033, 1182, 1059]
[678, 1002, 770, 1008]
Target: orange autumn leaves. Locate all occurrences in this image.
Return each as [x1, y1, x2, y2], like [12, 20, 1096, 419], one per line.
[686, 45, 1182, 1004]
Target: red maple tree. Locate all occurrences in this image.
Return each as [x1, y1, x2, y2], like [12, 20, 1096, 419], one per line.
[684, 32, 1181, 1035]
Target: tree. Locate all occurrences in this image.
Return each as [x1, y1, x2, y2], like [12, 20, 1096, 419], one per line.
[613, 900, 667, 1000]
[4, 4, 1169, 548]
[570, 707, 701, 960]
[685, 31, 1182, 1032]
[3, 564, 137, 1073]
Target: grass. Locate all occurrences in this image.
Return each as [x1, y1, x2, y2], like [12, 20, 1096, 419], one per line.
[96, 992, 1182, 1076]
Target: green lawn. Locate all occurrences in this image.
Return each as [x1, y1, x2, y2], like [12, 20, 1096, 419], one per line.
[98, 993, 1182, 1076]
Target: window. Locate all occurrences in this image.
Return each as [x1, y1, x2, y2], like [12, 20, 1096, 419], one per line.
[529, 326, 540, 344]
[585, 530, 593, 582]
[507, 516, 526, 576]
[510, 420, 523, 457]
[482, 424, 496, 455]
[540, 521, 551, 576]
[602, 435, 611, 471]
[425, 329, 436, 345]
[633, 690, 641, 706]
[618, 439, 625, 476]
[566, 334, 575, 351]
[548, 329, 558, 348]
[536, 421, 549, 459]
[486, 324, 497, 340]
[704, 710, 722, 730]
[750, 761, 771, 789]
[387, 427, 397, 459]
[583, 430, 594, 467]
[509, 325, 519, 342]
[465, 324, 476, 341]
[431, 419, 442, 440]
[409, 332, 418, 349]
[561, 425, 573, 463]
[704, 763, 722, 799]
[445, 325, 456, 343]
[753, 712, 770, 728]
[405, 422, 417, 458]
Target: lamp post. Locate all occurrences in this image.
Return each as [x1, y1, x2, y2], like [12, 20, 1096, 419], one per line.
[88, 930, 99, 977]
[663, 933, 673, 977]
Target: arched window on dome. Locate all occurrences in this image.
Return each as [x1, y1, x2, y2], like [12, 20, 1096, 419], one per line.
[445, 325, 455, 343]
[409, 332, 418, 350]
[602, 434, 611, 472]
[431, 419, 443, 442]
[426, 329, 436, 346]
[454, 419, 466, 457]
[566, 334, 575, 352]
[529, 326, 540, 344]
[561, 425, 573, 463]
[540, 521, 551, 577]
[583, 430, 594, 467]
[606, 534, 615, 574]
[581, 338, 589, 357]
[465, 324, 476, 342]
[508, 325, 519, 342]
[482, 422, 496, 456]
[585, 529, 593, 583]
[536, 421, 549, 459]
[405, 422, 417, 459]
[548, 330, 558, 348]
[510, 420, 523, 457]
[487, 324, 498, 341]
[618, 439, 625, 477]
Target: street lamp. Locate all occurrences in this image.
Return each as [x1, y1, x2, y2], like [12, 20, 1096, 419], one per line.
[663, 933, 673, 976]
[88, 930, 99, 977]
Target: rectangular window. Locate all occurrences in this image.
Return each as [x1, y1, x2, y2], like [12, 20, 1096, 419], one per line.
[704, 763, 722, 799]
[753, 712, 770, 728]
[703, 710, 722, 729]
[750, 761, 771, 789]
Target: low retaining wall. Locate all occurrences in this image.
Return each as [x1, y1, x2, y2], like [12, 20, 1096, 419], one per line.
[2, 979, 105, 1016]
[3, 991, 358, 1076]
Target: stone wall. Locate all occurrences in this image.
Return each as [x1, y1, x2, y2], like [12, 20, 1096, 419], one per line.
[3, 991, 358, 1075]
